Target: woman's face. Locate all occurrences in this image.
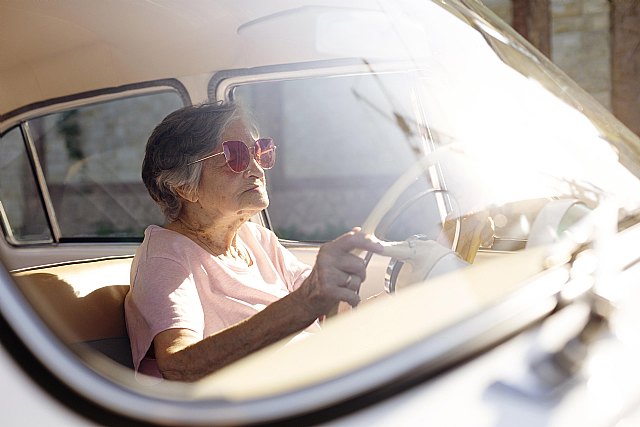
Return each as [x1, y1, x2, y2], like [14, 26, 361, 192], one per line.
[195, 119, 270, 222]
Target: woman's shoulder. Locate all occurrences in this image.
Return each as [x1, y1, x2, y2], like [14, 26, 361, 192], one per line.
[143, 224, 167, 238]
[144, 224, 183, 246]
[139, 224, 198, 263]
[241, 221, 275, 239]
[240, 221, 280, 248]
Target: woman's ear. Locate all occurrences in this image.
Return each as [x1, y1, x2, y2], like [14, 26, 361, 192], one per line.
[175, 185, 198, 203]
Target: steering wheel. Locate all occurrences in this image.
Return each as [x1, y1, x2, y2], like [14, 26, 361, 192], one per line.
[327, 150, 494, 316]
[359, 153, 493, 293]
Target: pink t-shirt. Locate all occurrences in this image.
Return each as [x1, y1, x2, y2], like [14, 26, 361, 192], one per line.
[124, 222, 315, 377]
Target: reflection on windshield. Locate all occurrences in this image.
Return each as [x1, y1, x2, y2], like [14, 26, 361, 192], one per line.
[232, 0, 640, 250]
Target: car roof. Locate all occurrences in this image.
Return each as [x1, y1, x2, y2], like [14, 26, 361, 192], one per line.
[0, 0, 343, 122]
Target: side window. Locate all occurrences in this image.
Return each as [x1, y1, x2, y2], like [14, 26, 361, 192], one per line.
[230, 73, 442, 242]
[26, 91, 183, 241]
[0, 127, 52, 243]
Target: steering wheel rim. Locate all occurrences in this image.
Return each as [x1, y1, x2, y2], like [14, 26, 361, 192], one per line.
[374, 187, 460, 251]
[360, 155, 441, 236]
[359, 153, 462, 259]
[360, 149, 492, 291]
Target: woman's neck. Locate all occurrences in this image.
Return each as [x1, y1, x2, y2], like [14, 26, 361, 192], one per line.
[170, 217, 253, 266]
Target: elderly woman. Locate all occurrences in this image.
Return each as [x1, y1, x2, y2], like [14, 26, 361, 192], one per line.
[125, 102, 382, 381]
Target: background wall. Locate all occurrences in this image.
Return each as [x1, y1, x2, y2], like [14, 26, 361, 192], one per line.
[483, 0, 611, 108]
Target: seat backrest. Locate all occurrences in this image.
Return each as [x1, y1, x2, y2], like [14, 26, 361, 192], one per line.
[12, 257, 134, 369]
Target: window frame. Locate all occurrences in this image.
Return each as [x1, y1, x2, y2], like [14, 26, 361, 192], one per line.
[1, 80, 189, 247]
[208, 61, 453, 243]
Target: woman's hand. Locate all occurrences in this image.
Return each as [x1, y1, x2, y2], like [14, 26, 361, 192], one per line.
[293, 227, 384, 318]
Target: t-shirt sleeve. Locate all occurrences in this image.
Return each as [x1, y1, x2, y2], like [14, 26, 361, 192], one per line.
[126, 256, 205, 371]
[276, 240, 312, 292]
[251, 225, 312, 292]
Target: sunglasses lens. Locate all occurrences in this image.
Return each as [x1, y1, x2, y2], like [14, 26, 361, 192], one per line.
[220, 139, 275, 173]
[223, 140, 250, 173]
[255, 138, 276, 169]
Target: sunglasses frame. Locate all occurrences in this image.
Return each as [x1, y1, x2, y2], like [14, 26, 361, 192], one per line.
[187, 138, 276, 173]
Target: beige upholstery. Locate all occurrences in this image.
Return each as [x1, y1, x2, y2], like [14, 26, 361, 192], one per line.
[12, 257, 133, 368]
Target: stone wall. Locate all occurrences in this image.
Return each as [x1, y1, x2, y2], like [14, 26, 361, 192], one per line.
[483, 0, 611, 109]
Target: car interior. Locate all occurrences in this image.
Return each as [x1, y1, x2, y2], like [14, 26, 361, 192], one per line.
[12, 258, 134, 369]
[4, 3, 640, 425]
[1, 75, 595, 381]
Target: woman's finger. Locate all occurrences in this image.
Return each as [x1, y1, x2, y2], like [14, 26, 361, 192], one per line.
[326, 252, 367, 279]
[314, 258, 365, 292]
[333, 286, 361, 307]
[342, 273, 362, 292]
[330, 228, 384, 254]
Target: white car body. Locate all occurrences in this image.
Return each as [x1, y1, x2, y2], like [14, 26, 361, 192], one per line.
[1, 1, 640, 425]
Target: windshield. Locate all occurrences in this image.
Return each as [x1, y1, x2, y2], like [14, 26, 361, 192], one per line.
[224, 0, 640, 256]
[196, 0, 640, 398]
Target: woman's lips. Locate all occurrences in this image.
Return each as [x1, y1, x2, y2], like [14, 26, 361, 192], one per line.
[244, 182, 263, 192]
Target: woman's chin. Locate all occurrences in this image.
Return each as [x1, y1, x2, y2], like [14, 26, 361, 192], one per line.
[238, 196, 269, 215]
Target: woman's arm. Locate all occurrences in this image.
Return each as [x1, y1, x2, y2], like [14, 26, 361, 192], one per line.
[154, 228, 383, 382]
[153, 290, 317, 382]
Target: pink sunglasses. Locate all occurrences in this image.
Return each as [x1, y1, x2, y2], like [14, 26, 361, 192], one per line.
[187, 138, 276, 173]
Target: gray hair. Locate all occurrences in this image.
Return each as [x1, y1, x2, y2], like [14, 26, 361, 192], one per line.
[142, 101, 250, 222]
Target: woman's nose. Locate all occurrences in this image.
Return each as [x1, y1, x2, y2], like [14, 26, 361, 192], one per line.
[246, 153, 265, 177]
